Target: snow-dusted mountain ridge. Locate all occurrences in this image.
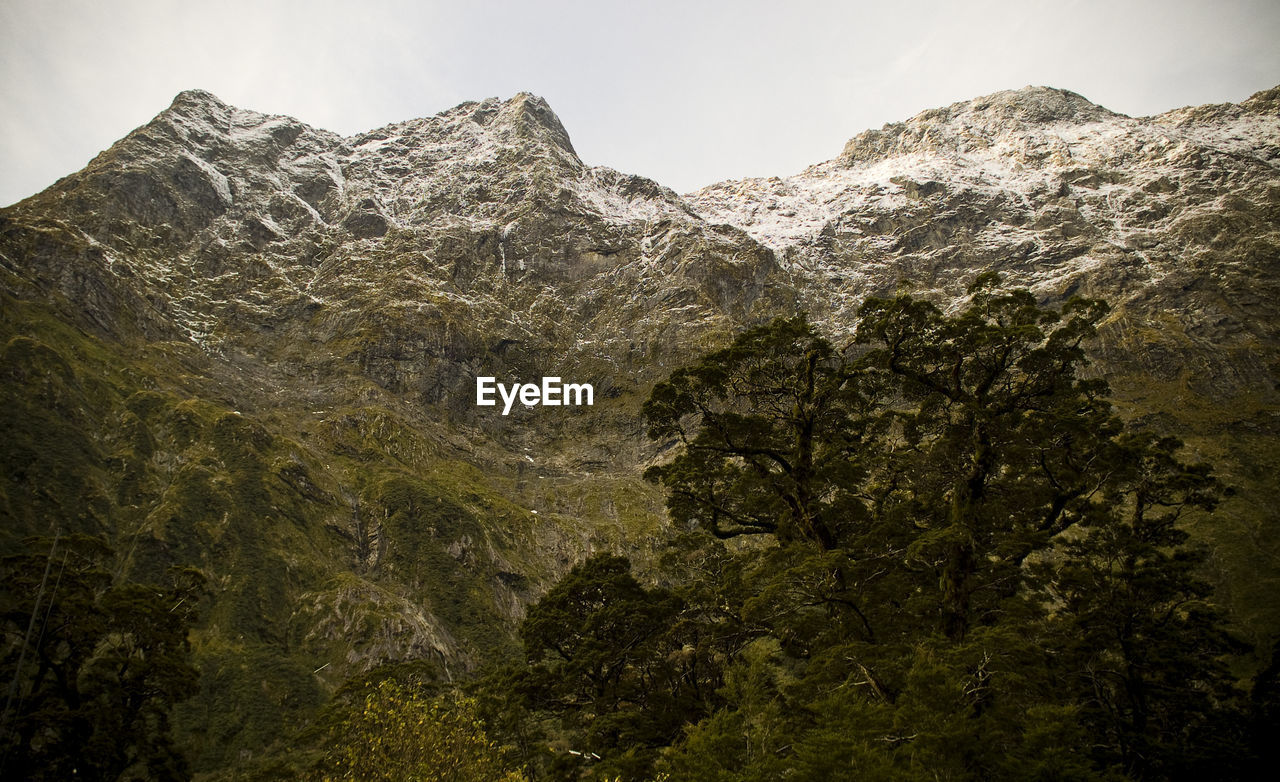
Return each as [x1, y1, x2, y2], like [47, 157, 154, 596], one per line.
[691, 86, 1278, 313]
[1, 85, 1277, 764]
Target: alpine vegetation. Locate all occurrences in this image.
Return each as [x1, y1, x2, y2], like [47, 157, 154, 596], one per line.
[1, 83, 1277, 780]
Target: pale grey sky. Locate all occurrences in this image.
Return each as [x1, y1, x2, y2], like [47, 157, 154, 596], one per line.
[2, 0, 1277, 206]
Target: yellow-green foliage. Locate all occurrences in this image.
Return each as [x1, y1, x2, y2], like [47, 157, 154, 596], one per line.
[0, 294, 543, 772]
[313, 680, 527, 782]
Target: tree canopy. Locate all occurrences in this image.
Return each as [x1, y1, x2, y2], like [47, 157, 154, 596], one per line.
[611, 279, 1254, 779]
[0, 535, 203, 781]
[244, 278, 1262, 782]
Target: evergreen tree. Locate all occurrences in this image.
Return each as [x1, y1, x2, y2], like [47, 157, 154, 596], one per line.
[854, 274, 1115, 640]
[638, 278, 1252, 780]
[514, 554, 719, 780]
[1036, 433, 1248, 779]
[0, 535, 202, 781]
[642, 316, 869, 550]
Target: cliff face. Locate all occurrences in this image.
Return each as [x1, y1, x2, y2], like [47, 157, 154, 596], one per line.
[2, 84, 1277, 769]
[690, 86, 1280, 644]
[693, 86, 1280, 372]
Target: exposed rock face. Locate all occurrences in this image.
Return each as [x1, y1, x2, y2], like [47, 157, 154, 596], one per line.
[2, 84, 1277, 769]
[0, 89, 791, 763]
[688, 84, 1280, 647]
[4, 89, 784, 422]
[691, 86, 1280, 364]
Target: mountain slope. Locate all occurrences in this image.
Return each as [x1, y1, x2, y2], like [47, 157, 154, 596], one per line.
[1, 89, 788, 769]
[2, 84, 1277, 773]
[692, 86, 1280, 641]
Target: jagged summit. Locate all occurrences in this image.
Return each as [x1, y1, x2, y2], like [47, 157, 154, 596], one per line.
[1, 81, 1277, 775]
[7, 88, 678, 261]
[348, 92, 579, 164]
[155, 88, 575, 144]
[933, 85, 1120, 125]
[839, 85, 1121, 164]
[152, 89, 580, 166]
[503, 92, 578, 156]
[168, 88, 230, 112]
[690, 82, 1279, 258]
[0, 84, 762, 343]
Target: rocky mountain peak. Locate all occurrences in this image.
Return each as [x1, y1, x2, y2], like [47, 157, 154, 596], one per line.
[503, 91, 578, 156]
[166, 88, 231, 115]
[348, 92, 580, 178]
[0, 84, 776, 351]
[1242, 84, 1280, 115]
[1, 83, 1277, 773]
[839, 84, 1121, 164]
[952, 85, 1119, 125]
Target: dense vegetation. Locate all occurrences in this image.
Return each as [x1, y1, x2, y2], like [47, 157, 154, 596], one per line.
[0, 535, 203, 780]
[0, 290, 547, 778]
[5, 278, 1277, 780]
[466, 278, 1276, 781]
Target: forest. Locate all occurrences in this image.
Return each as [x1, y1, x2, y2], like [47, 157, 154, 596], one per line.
[4, 277, 1276, 781]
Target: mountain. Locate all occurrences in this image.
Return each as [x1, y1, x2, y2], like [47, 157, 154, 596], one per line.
[2, 84, 1277, 773]
[694, 86, 1280, 373]
[691, 85, 1280, 642]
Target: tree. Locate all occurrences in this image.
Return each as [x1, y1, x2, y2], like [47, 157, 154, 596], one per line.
[640, 278, 1252, 778]
[517, 554, 713, 781]
[1037, 433, 1248, 779]
[0, 534, 202, 781]
[312, 678, 526, 782]
[643, 316, 871, 551]
[854, 274, 1116, 639]
[643, 278, 1122, 641]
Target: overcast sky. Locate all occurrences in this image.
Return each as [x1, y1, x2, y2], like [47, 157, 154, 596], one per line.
[2, 0, 1277, 206]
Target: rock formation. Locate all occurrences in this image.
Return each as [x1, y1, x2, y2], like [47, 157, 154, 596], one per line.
[2, 83, 1276, 769]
